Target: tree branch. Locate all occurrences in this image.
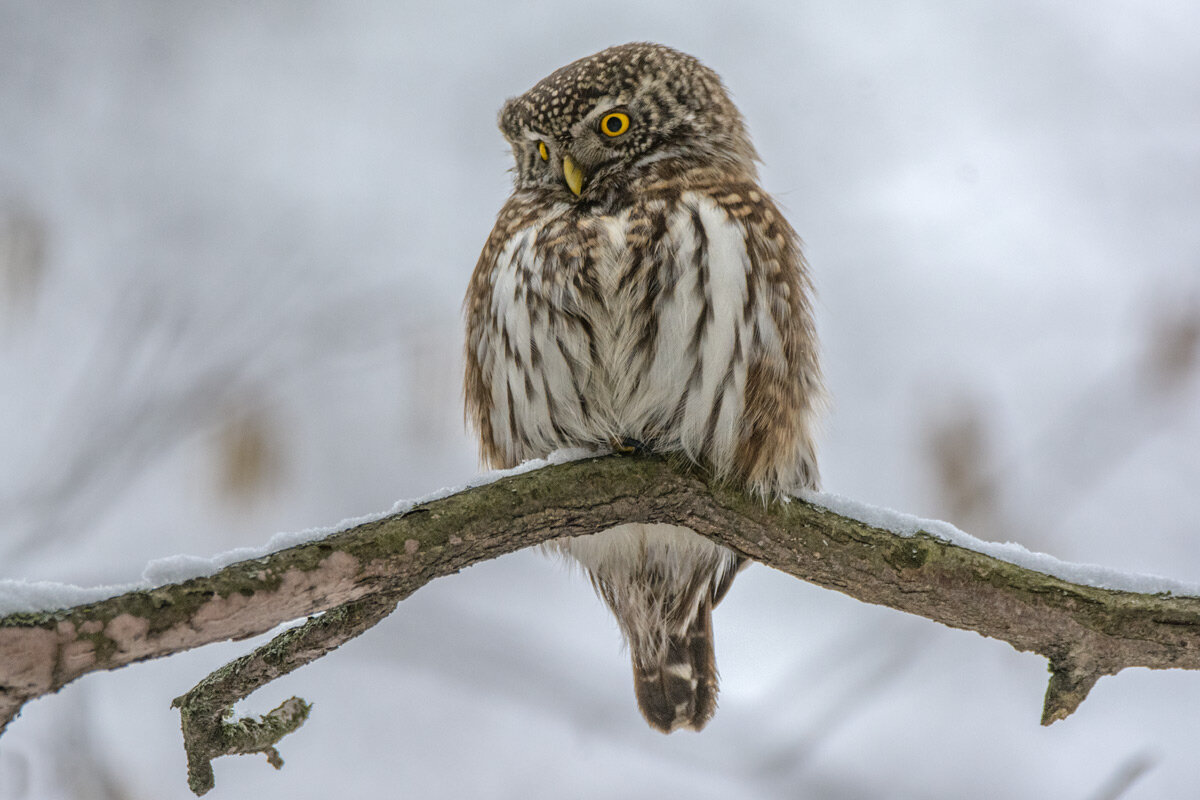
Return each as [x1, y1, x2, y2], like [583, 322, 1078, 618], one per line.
[171, 592, 401, 794]
[3, 455, 1200, 785]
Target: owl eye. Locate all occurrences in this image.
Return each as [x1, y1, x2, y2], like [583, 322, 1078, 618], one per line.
[537, 141, 549, 161]
[599, 111, 630, 138]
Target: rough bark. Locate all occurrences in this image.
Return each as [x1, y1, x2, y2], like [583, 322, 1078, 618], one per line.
[2, 455, 1200, 789]
[171, 592, 402, 794]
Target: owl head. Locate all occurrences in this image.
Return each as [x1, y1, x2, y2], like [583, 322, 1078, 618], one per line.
[498, 43, 759, 201]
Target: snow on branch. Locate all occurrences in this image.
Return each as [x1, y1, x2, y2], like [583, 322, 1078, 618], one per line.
[3, 454, 1200, 794]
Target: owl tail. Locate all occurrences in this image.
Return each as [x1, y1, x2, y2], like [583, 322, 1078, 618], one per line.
[631, 593, 719, 733]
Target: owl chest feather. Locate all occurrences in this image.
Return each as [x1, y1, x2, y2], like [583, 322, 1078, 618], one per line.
[484, 190, 770, 476]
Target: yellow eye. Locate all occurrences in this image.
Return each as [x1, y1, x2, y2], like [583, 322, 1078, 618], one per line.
[599, 111, 630, 137]
[537, 141, 549, 161]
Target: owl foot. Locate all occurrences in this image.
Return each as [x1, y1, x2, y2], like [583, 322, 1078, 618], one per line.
[613, 437, 652, 456]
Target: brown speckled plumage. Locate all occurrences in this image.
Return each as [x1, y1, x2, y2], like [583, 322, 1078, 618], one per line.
[464, 43, 823, 732]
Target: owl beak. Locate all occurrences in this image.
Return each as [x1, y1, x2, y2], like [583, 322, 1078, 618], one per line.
[562, 155, 585, 196]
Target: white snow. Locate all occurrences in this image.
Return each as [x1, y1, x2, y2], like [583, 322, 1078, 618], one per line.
[3, 448, 1194, 617]
[0, 448, 601, 616]
[804, 490, 1200, 598]
[0, 579, 144, 617]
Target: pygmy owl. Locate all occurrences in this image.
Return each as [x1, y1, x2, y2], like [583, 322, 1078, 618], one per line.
[464, 43, 822, 732]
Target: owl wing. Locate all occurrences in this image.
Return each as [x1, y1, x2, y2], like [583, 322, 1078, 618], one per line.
[464, 194, 599, 469]
[464, 197, 526, 469]
[708, 183, 823, 495]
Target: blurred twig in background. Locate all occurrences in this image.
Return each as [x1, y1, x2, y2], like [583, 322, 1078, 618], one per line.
[0, 205, 45, 332]
[925, 399, 1000, 539]
[215, 407, 283, 505]
[1085, 751, 1155, 800]
[1140, 295, 1200, 395]
[737, 620, 930, 787]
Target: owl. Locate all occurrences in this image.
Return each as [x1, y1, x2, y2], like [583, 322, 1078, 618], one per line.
[464, 43, 822, 733]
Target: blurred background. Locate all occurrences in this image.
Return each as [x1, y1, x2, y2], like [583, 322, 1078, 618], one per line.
[1, 1, 1198, 798]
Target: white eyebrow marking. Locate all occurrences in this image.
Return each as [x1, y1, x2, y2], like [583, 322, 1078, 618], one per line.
[568, 96, 626, 138]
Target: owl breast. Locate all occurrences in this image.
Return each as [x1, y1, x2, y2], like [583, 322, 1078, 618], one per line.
[480, 190, 781, 480]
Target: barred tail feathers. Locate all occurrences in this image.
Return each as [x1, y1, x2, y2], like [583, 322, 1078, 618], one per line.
[632, 593, 719, 732]
[549, 523, 741, 733]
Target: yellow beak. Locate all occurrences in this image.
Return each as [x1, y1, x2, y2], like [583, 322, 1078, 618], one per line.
[562, 155, 585, 196]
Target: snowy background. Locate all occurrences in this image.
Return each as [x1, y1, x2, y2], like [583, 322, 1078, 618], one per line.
[2, 1, 1198, 798]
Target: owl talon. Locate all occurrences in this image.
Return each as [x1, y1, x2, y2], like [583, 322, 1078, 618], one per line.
[614, 437, 651, 456]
